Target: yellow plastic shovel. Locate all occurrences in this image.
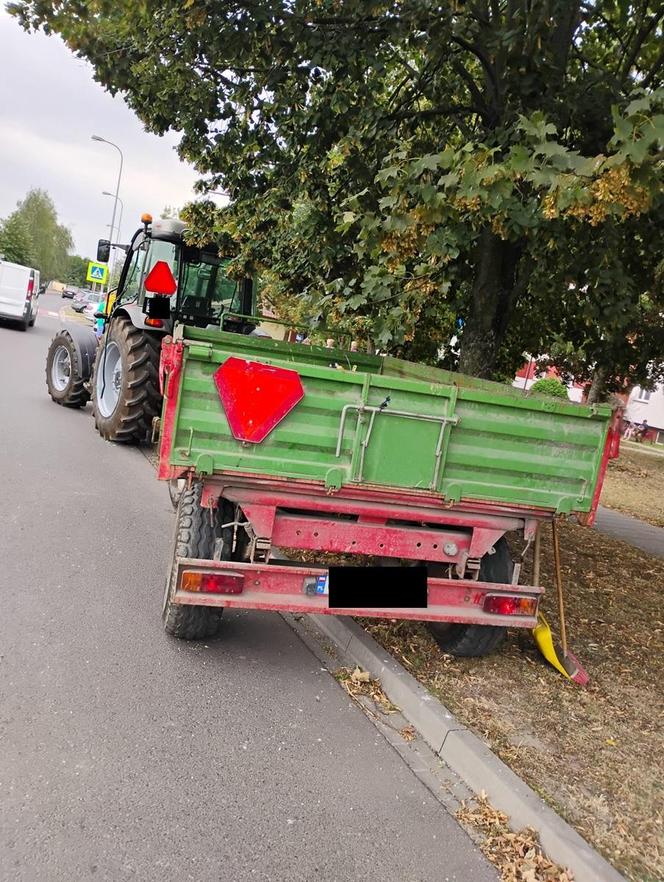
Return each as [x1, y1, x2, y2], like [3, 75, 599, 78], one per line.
[531, 520, 589, 685]
[533, 613, 573, 679]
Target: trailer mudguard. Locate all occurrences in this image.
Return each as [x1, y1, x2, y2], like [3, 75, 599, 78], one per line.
[63, 323, 98, 381]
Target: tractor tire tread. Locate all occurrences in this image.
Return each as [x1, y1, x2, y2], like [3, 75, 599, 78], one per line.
[91, 315, 161, 443]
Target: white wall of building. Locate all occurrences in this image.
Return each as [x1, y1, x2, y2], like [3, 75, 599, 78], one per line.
[625, 383, 664, 434]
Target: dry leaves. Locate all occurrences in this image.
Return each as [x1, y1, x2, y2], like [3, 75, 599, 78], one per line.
[336, 666, 399, 714]
[457, 795, 574, 882]
[361, 520, 664, 882]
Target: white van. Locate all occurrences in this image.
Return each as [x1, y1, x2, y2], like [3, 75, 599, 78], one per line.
[0, 259, 41, 330]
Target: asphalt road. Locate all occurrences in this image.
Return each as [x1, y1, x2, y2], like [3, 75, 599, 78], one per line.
[0, 294, 497, 882]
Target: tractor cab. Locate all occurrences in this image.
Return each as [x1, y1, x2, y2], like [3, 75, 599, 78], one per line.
[97, 214, 255, 335]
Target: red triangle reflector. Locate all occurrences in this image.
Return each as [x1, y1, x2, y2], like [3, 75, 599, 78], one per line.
[144, 260, 177, 295]
[214, 357, 304, 443]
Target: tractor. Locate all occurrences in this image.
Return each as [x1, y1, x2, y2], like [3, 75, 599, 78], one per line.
[45, 214, 255, 443]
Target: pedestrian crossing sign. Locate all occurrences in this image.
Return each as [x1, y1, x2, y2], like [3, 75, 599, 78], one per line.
[86, 261, 108, 284]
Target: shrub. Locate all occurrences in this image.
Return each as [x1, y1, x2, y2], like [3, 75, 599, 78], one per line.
[530, 377, 569, 399]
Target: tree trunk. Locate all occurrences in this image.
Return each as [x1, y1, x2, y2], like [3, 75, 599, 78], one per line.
[586, 365, 608, 404]
[458, 229, 524, 379]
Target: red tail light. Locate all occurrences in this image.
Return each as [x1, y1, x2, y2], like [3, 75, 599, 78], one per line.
[145, 317, 164, 328]
[26, 277, 34, 300]
[181, 570, 244, 595]
[483, 594, 538, 617]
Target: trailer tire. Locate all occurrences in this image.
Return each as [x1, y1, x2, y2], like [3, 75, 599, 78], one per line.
[91, 315, 162, 443]
[429, 537, 513, 658]
[45, 330, 91, 408]
[163, 483, 232, 641]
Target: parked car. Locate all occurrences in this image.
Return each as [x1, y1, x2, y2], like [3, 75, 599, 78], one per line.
[0, 258, 41, 330]
[72, 290, 101, 313]
[62, 287, 79, 299]
[82, 300, 102, 323]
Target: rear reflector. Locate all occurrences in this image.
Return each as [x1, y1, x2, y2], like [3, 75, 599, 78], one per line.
[143, 260, 177, 295]
[483, 594, 538, 617]
[145, 317, 164, 328]
[181, 570, 244, 595]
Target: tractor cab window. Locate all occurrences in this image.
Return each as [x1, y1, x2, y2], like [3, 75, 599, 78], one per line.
[119, 236, 178, 306]
[119, 236, 147, 304]
[178, 253, 241, 327]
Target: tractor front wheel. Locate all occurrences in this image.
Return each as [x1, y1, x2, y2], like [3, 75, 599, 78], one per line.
[91, 315, 161, 443]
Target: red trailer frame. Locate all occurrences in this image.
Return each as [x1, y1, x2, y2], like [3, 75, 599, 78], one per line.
[169, 474, 545, 628]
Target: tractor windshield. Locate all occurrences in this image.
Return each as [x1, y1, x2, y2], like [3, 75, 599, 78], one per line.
[119, 235, 179, 307]
[177, 253, 241, 327]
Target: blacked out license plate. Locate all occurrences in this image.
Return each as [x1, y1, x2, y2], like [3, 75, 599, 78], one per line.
[328, 565, 427, 608]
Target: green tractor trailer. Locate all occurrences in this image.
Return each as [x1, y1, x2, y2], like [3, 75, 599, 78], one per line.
[45, 214, 621, 661]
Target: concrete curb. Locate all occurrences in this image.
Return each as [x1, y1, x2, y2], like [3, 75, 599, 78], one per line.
[309, 614, 626, 882]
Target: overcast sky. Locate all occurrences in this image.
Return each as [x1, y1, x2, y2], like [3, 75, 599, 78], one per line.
[0, 8, 206, 259]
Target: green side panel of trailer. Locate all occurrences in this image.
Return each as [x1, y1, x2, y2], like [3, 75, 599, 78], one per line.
[166, 327, 612, 515]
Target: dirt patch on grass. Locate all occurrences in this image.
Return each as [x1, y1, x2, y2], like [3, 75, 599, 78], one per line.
[601, 446, 664, 527]
[361, 521, 664, 882]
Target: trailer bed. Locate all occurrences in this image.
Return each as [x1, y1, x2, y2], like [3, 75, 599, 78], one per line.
[158, 327, 614, 519]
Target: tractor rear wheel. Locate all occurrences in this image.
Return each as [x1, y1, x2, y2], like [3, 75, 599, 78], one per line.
[45, 330, 91, 408]
[163, 483, 233, 641]
[429, 537, 513, 657]
[91, 315, 161, 443]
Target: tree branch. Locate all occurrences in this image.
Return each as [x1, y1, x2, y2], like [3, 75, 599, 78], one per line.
[450, 34, 498, 91]
[620, 5, 664, 81]
[388, 104, 480, 122]
[449, 56, 491, 123]
[642, 43, 664, 89]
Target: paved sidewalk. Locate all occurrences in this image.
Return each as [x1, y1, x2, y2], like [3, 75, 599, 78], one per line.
[594, 505, 664, 558]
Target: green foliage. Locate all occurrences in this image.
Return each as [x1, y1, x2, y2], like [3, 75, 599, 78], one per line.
[11, 1, 664, 387]
[160, 205, 182, 220]
[530, 378, 569, 400]
[4, 189, 74, 281]
[0, 213, 35, 266]
[64, 254, 91, 286]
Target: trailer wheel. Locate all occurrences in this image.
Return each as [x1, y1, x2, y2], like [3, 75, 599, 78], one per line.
[163, 483, 233, 641]
[91, 315, 162, 443]
[429, 537, 513, 658]
[45, 330, 91, 408]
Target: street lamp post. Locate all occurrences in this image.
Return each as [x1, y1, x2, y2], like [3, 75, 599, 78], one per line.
[102, 191, 124, 249]
[92, 135, 123, 292]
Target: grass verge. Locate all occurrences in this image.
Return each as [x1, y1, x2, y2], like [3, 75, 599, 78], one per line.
[601, 445, 664, 527]
[361, 521, 664, 882]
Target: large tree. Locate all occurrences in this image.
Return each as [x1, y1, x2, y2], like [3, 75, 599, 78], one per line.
[10, 189, 74, 281]
[11, 1, 664, 393]
[0, 212, 35, 266]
